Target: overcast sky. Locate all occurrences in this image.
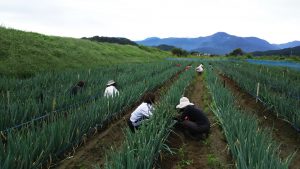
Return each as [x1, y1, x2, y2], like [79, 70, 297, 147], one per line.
[0, 0, 299, 43]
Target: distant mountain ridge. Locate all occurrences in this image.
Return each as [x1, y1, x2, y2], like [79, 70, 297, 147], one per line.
[273, 41, 300, 49]
[252, 46, 300, 56]
[136, 32, 299, 55]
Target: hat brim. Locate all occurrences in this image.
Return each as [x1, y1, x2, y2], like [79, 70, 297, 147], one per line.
[107, 82, 115, 85]
[176, 102, 194, 109]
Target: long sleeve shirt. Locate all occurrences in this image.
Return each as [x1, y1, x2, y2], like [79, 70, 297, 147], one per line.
[195, 65, 204, 72]
[104, 86, 119, 97]
[181, 105, 210, 126]
[130, 102, 153, 127]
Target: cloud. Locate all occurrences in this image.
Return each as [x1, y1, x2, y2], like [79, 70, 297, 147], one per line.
[0, 0, 299, 43]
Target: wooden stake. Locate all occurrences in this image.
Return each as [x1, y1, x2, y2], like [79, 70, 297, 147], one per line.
[52, 97, 56, 111]
[256, 82, 260, 103]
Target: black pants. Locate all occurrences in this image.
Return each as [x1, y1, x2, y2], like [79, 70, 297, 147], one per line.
[127, 119, 138, 133]
[179, 120, 210, 139]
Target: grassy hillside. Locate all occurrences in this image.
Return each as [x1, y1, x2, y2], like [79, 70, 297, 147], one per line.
[0, 27, 171, 77]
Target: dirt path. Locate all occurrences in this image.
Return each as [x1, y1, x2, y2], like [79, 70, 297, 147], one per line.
[158, 74, 234, 169]
[51, 69, 185, 169]
[53, 114, 129, 169]
[220, 74, 300, 169]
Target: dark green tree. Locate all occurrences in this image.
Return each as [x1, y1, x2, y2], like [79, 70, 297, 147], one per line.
[171, 48, 188, 57]
[229, 48, 244, 56]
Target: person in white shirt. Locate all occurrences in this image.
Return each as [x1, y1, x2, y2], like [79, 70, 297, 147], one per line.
[104, 80, 119, 97]
[195, 64, 204, 74]
[128, 92, 156, 132]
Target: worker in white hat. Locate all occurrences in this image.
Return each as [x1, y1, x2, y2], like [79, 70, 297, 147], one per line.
[104, 80, 119, 97]
[175, 97, 210, 139]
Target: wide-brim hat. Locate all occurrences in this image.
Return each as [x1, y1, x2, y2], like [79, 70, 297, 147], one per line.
[107, 80, 116, 86]
[176, 97, 194, 109]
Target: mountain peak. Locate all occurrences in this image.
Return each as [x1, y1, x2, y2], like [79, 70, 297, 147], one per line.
[135, 33, 294, 55]
[212, 32, 230, 37]
[144, 37, 160, 40]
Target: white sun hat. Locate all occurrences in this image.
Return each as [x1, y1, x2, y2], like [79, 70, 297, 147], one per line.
[176, 97, 194, 109]
[107, 80, 116, 86]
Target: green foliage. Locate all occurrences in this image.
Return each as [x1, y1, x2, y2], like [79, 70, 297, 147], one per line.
[0, 27, 171, 76]
[0, 62, 178, 131]
[155, 44, 176, 51]
[171, 48, 189, 57]
[207, 154, 223, 168]
[0, 62, 183, 169]
[250, 55, 300, 62]
[229, 48, 244, 56]
[214, 61, 300, 127]
[176, 146, 193, 169]
[82, 36, 138, 46]
[103, 65, 195, 169]
[205, 64, 293, 169]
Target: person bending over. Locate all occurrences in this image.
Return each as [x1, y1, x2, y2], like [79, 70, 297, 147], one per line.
[70, 80, 85, 96]
[175, 97, 210, 140]
[128, 92, 156, 132]
[195, 64, 204, 75]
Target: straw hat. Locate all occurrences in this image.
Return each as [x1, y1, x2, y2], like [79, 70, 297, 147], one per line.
[107, 80, 116, 86]
[176, 97, 194, 109]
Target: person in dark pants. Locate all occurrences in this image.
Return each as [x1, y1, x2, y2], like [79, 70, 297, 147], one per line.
[128, 92, 156, 133]
[175, 97, 210, 140]
[70, 80, 85, 96]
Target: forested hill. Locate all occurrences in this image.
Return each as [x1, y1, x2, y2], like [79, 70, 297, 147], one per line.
[82, 36, 138, 46]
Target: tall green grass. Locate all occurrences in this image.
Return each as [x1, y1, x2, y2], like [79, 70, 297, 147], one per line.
[214, 61, 300, 128]
[205, 64, 293, 169]
[0, 62, 175, 131]
[0, 62, 188, 169]
[103, 67, 195, 169]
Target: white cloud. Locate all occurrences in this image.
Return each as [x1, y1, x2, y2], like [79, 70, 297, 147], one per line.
[0, 0, 299, 43]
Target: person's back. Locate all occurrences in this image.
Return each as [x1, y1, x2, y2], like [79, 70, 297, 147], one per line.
[128, 92, 156, 132]
[104, 85, 119, 97]
[196, 64, 204, 73]
[104, 80, 119, 97]
[130, 102, 153, 127]
[181, 105, 210, 126]
[175, 97, 210, 140]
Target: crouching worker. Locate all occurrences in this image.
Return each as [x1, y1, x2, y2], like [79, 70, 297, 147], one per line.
[128, 92, 156, 133]
[70, 80, 85, 96]
[195, 64, 204, 75]
[104, 80, 119, 97]
[175, 97, 210, 140]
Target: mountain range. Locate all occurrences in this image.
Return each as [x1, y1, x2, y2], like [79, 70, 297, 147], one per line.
[136, 32, 300, 55]
[252, 46, 300, 56]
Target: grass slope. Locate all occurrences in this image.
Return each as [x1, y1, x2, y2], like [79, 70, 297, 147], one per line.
[0, 27, 170, 76]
